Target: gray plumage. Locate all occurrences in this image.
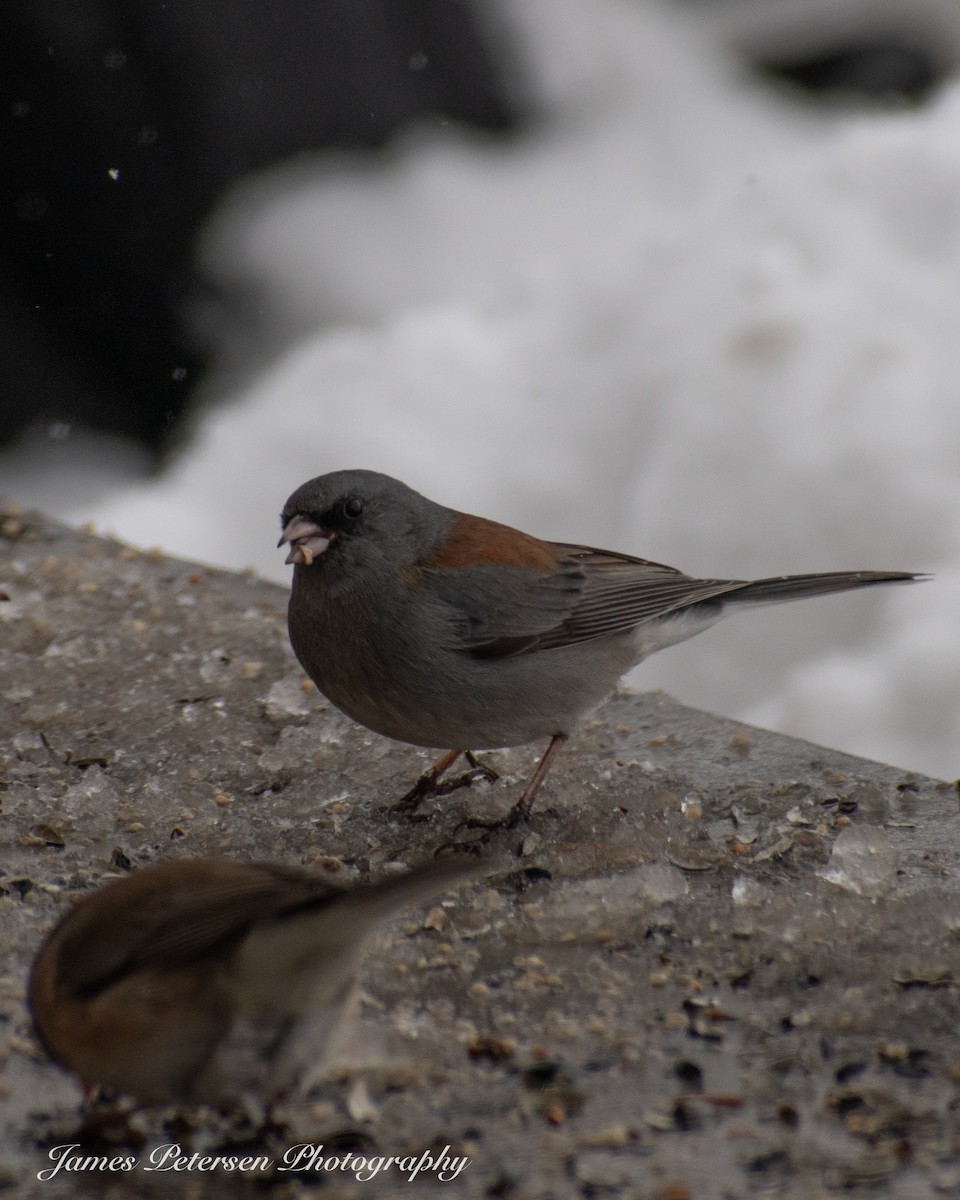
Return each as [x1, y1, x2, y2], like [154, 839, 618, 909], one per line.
[280, 470, 921, 751]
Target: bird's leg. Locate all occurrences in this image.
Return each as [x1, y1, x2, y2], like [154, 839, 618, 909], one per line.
[434, 750, 500, 795]
[392, 749, 465, 813]
[442, 733, 569, 849]
[393, 750, 500, 813]
[505, 733, 567, 827]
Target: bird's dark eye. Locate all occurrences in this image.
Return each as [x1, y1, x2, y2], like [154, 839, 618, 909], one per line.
[342, 496, 363, 519]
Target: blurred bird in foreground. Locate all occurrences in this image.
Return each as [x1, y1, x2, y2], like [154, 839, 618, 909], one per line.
[29, 856, 480, 1109]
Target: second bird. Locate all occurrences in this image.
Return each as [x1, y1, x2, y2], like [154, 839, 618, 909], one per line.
[30, 856, 479, 1108]
[279, 469, 921, 824]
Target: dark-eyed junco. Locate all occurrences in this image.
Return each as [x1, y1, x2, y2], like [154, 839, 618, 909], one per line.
[29, 856, 479, 1108]
[279, 469, 922, 824]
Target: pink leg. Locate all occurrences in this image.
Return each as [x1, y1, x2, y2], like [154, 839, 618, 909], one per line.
[440, 733, 569, 851]
[392, 749, 465, 813]
[393, 750, 499, 814]
[507, 733, 568, 826]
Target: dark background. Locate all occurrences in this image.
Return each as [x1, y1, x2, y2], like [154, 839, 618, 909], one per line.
[1, 0, 950, 461]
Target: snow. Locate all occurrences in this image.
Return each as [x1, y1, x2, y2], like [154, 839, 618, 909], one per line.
[1, 0, 957, 779]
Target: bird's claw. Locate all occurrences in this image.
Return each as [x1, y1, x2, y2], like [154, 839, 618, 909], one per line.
[433, 806, 530, 856]
[433, 763, 498, 797]
[391, 753, 498, 815]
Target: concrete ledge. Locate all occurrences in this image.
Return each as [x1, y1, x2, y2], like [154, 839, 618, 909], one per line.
[1, 507, 958, 1198]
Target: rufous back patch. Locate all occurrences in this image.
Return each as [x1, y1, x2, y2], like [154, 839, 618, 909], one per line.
[425, 512, 557, 571]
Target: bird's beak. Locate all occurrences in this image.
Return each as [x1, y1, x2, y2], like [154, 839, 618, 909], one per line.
[278, 515, 334, 566]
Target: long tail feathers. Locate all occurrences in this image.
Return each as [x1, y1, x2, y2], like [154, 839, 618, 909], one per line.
[327, 856, 491, 926]
[725, 570, 927, 606]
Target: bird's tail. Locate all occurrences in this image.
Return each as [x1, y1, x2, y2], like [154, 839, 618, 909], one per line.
[723, 570, 925, 606]
[327, 856, 491, 927]
[237, 856, 491, 997]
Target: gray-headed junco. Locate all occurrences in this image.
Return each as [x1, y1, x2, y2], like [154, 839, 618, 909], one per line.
[279, 469, 921, 824]
[29, 855, 479, 1108]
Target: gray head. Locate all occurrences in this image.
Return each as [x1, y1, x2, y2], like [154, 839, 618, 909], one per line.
[279, 469, 452, 584]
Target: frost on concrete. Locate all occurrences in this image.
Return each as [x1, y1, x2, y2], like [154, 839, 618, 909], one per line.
[1, 506, 959, 1199]
[820, 824, 899, 899]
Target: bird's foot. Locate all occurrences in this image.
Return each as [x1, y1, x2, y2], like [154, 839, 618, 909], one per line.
[434, 752, 499, 796]
[435, 804, 530, 855]
[391, 751, 497, 815]
[390, 780, 433, 816]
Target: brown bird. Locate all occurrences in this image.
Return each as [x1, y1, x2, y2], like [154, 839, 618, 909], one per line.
[29, 856, 480, 1108]
[279, 469, 923, 824]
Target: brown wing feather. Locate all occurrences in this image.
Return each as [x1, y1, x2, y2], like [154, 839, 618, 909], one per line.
[51, 861, 340, 1000]
[459, 543, 919, 658]
[457, 542, 731, 657]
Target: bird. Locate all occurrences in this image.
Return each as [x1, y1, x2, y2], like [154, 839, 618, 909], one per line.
[29, 855, 479, 1108]
[278, 469, 922, 826]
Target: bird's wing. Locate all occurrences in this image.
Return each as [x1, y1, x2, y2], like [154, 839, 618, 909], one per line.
[429, 542, 741, 659]
[54, 864, 340, 999]
[438, 545, 920, 658]
[526, 545, 744, 652]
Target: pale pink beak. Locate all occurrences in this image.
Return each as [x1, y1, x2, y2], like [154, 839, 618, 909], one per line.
[278, 515, 334, 566]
